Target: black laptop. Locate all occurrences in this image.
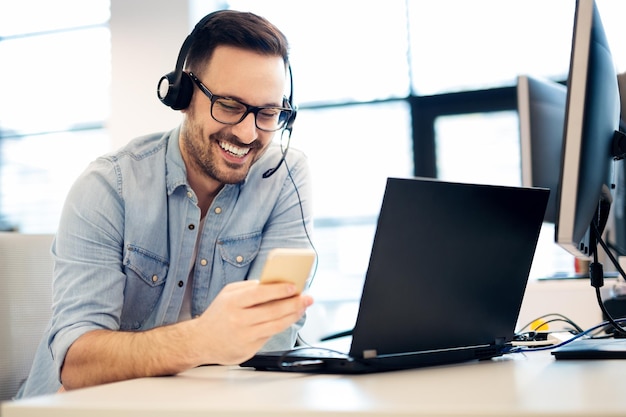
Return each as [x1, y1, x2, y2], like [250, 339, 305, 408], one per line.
[241, 177, 549, 373]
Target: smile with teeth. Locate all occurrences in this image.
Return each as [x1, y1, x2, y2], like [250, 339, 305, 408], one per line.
[219, 141, 250, 158]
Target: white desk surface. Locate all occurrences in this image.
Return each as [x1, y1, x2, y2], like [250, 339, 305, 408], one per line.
[2, 350, 625, 417]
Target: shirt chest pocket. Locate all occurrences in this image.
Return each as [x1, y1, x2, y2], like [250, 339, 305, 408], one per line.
[216, 232, 262, 284]
[120, 245, 169, 330]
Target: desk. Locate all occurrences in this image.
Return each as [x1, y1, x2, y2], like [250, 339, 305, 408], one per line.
[2, 351, 625, 417]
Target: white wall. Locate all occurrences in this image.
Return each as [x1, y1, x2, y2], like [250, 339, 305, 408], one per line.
[517, 279, 611, 332]
[109, 0, 188, 150]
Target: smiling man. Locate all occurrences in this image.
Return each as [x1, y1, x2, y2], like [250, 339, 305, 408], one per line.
[17, 10, 314, 398]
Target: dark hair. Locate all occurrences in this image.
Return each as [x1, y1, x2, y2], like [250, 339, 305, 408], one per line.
[185, 10, 290, 74]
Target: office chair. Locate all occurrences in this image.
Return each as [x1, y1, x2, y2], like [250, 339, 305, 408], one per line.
[0, 233, 54, 401]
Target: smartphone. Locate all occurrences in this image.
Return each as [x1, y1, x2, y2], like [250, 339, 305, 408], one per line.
[259, 248, 316, 293]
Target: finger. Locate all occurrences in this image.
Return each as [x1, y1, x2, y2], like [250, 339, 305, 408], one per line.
[244, 294, 314, 327]
[245, 310, 307, 345]
[225, 280, 299, 308]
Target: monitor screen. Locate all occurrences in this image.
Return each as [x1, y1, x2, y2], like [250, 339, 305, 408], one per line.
[555, 0, 622, 259]
[517, 75, 567, 223]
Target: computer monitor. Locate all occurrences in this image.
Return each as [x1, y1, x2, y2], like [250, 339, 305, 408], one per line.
[555, 0, 625, 259]
[517, 75, 567, 223]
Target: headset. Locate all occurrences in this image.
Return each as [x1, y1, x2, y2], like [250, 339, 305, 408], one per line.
[157, 10, 297, 131]
[157, 11, 297, 178]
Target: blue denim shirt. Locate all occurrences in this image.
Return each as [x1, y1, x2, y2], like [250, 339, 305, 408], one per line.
[17, 127, 313, 398]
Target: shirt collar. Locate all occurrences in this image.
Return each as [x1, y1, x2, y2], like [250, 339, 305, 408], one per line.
[165, 126, 189, 196]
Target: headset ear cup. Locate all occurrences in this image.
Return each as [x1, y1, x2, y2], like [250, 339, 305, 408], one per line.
[157, 71, 194, 110]
[171, 72, 194, 110]
[157, 71, 177, 107]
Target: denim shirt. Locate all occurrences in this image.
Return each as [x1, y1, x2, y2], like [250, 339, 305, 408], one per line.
[17, 128, 313, 398]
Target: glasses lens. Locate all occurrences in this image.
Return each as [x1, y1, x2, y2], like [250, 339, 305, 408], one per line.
[212, 98, 247, 124]
[211, 98, 290, 132]
[256, 108, 290, 131]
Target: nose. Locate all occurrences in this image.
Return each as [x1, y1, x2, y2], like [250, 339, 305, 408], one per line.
[230, 112, 258, 144]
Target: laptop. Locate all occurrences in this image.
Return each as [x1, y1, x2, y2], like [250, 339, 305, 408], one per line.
[240, 177, 549, 373]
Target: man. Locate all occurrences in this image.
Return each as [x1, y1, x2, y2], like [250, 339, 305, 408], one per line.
[17, 10, 314, 398]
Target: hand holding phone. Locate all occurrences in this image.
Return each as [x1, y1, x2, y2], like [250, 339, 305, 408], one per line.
[259, 248, 316, 294]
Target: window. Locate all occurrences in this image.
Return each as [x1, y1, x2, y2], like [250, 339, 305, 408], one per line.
[186, 0, 626, 303]
[408, 0, 575, 95]
[0, 0, 111, 232]
[3, 0, 626, 294]
[435, 112, 520, 187]
[193, 0, 416, 301]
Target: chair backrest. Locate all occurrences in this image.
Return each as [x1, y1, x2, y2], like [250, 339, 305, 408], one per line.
[0, 233, 54, 401]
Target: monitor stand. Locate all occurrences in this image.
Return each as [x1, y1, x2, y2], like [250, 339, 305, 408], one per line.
[552, 337, 626, 359]
[552, 256, 626, 360]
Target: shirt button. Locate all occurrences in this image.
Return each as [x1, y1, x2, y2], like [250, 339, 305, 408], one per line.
[200, 259, 208, 266]
[214, 207, 222, 214]
[187, 191, 193, 198]
[188, 224, 195, 230]
[178, 281, 184, 288]
[151, 275, 158, 282]
[236, 255, 244, 263]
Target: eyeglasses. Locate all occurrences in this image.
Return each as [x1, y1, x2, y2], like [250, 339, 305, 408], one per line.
[188, 72, 293, 132]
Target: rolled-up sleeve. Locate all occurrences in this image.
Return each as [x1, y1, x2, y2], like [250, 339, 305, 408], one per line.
[48, 157, 126, 374]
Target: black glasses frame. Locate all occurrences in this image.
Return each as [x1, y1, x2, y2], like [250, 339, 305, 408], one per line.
[188, 72, 293, 132]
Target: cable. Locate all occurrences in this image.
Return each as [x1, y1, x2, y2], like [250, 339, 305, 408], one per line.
[279, 135, 319, 349]
[593, 221, 626, 280]
[513, 314, 583, 349]
[505, 317, 626, 354]
[590, 222, 626, 337]
[275, 346, 366, 372]
[283, 157, 319, 284]
[285, 159, 319, 349]
[319, 329, 354, 341]
[516, 313, 584, 334]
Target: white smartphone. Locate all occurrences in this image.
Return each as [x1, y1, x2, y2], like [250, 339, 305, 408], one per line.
[259, 248, 316, 293]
